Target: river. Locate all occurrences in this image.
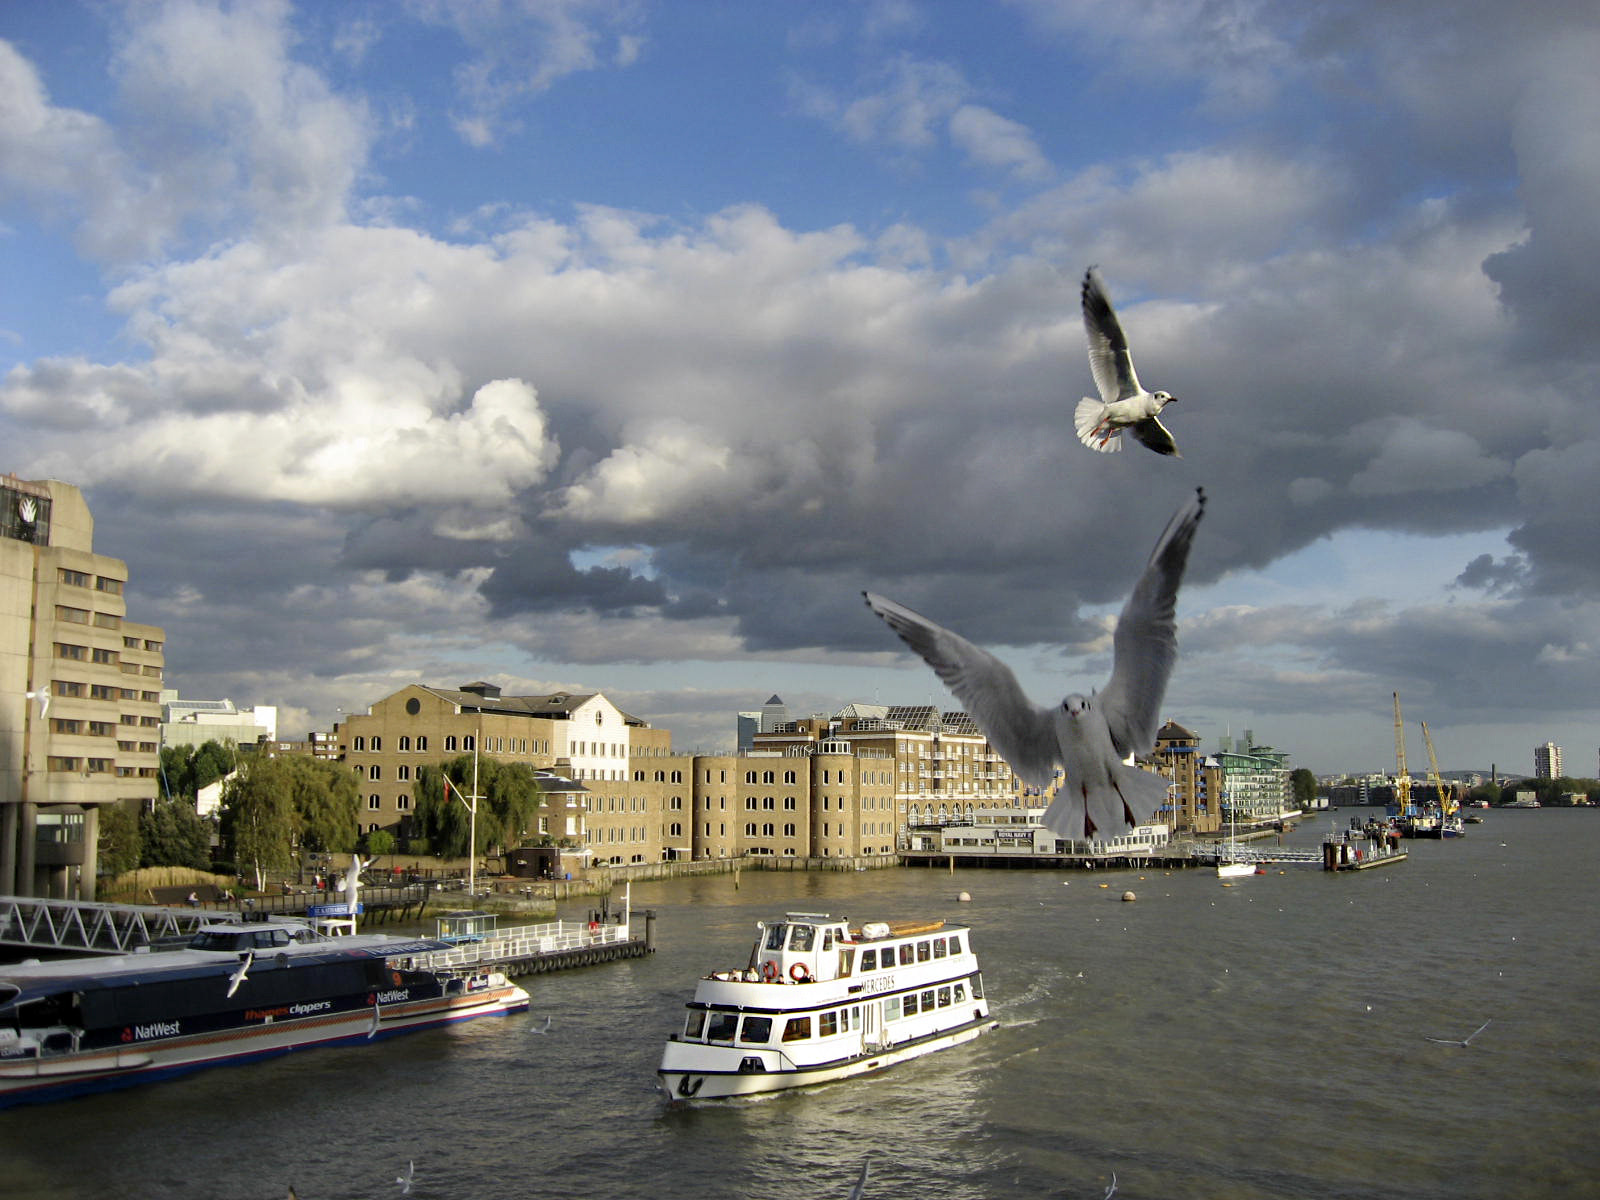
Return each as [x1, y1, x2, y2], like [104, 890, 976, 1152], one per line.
[3, 808, 1597, 1199]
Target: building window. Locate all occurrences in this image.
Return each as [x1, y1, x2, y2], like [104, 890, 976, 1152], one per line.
[55, 643, 87, 660]
[368, 794, 382, 809]
[371, 736, 382, 751]
[353, 736, 365, 751]
[464, 735, 475, 751]
[397, 765, 411, 781]
[397, 795, 411, 810]
[48, 756, 81, 771]
[58, 568, 91, 588]
[445, 736, 458, 751]
[95, 577, 123, 594]
[54, 605, 89, 624]
[369, 765, 381, 780]
[399, 736, 411, 751]
[417, 735, 428, 751]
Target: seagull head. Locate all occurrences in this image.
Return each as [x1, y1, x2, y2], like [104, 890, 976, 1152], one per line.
[1062, 694, 1091, 718]
[1153, 390, 1175, 407]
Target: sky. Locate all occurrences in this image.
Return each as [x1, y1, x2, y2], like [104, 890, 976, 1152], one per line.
[3, 0, 1598, 779]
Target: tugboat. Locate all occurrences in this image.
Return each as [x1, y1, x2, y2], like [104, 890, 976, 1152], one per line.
[658, 911, 997, 1101]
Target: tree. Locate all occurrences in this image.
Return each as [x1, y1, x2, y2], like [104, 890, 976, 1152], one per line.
[364, 828, 395, 860]
[139, 798, 214, 869]
[96, 803, 142, 877]
[220, 758, 298, 890]
[1289, 767, 1318, 808]
[412, 757, 544, 858]
[281, 757, 359, 854]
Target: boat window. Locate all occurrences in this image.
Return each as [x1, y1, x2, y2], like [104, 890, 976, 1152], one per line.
[947, 935, 963, 955]
[706, 1012, 739, 1042]
[898, 944, 914, 965]
[684, 1010, 706, 1039]
[819, 1011, 839, 1037]
[971, 976, 985, 999]
[788, 925, 815, 952]
[822, 929, 833, 951]
[782, 1016, 811, 1042]
[921, 990, 936, 1011]
[903, 993, 919, 1016]
[765, 925, 786, 950]
[840, 948, 854, 976]
[739, 1016, 773, 1044]
[849, 1006, 860, 1030]
[860, 949, 877, 971]
[938, 986, 951, 1007]
[932, 939, 947, 959]
[884, 996, 901, 1021]
[917, 941, 931, 962]
[953, 982, 967, 1003]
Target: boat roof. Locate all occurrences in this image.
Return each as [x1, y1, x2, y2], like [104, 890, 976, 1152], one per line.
[0, 935, 452, 1008]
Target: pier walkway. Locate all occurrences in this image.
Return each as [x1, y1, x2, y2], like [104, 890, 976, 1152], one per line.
[0, 894, 216, 954]
[412, 911, 656, 977]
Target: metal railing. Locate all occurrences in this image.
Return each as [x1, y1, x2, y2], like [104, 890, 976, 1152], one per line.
[0, 895, 217, 954]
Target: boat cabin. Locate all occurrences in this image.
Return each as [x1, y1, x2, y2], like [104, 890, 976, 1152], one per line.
[754, 913, 851, 983]
[186, 922, 320, 953]
[435, 911, 498, 944]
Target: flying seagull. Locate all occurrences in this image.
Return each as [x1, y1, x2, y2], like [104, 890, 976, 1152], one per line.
[530, 1014, 553, 1035]
[864, 488, 1205, 841]
[1075, 267, 1180, 457]
[225, 952, 253, 999]
[847, 1157, 870, 1200]
[396, 1160, 414, 1194]
[1425, 1019, 1492, 1047]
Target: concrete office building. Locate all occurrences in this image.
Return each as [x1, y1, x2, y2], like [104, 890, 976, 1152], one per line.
[1, 475, 165, 898]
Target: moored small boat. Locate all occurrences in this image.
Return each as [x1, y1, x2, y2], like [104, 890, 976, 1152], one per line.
[658, 911, 996, 1101]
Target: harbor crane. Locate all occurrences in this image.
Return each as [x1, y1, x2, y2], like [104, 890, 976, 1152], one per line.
[1420, 720, 1458, 818]
[1392, 692, 1413, 816]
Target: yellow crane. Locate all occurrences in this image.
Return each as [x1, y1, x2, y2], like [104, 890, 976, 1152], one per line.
[1420, 720, 1457, 818]
[1392, 692, 1412, 816]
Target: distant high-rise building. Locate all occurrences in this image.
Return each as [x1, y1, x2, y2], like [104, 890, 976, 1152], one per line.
[1534, 742, 1563, 780]
[2, 475, 166, 899]
[736, 711, 762, 752]
[760, 694, 788, 732]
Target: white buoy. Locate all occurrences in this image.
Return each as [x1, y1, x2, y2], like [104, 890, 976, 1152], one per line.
[956, 891, 972, 903]
[1121, 890, 1137, 902]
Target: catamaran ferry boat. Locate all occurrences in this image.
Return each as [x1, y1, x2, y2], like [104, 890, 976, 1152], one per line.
[658, 911, 997, 1101]
[0, 919, 529, 1108]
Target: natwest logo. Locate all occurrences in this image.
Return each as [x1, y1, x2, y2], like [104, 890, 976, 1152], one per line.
[123, 1020, 180, 1041]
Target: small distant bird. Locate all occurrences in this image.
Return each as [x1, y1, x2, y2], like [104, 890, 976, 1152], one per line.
[1075, 267, 1180, 456]
[396, 1160, 414, 1194]
[225, 953, 253, 999]
[530, 1014, 553, 1035]
[1426, 1019, 1492, 1047]
[865, 488, 1205, 841]
[368, 1002, 381, 1040]
[1104, 1170, 1118, 1199]
[847, 1157, 870, 1200]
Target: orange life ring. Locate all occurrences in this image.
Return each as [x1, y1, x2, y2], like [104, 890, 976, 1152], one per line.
[789, 962, 811, 983]
[760, 960, 779, 982]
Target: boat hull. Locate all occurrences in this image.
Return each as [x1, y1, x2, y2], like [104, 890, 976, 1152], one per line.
[658, 1015, 997, 1101]
[0, 982, 528, 1109]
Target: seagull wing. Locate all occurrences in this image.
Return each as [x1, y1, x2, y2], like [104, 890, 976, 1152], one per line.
[1082, 267, 1142, 403]
[1097, 488, 1206, 758]
[1129, 413, 1180, 458]
[847, 1157, 870, 1200]
[864, 592, 1060, 788]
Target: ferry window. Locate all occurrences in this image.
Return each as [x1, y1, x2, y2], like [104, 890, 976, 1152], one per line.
[861, 949, 877, 971]
[971, 977, 985, 999]
[765, 925, 786, 950]
[917, 941, 931, 962]
[903, 993, 919, 1016]
[953, 983, 967, 1003]
[706, 1012, 739, 1042]
[819, 1012, 839, 1037]
[884, 996, 901, 1021]
[849, 1006, 861, 1030]
[947, 935, 962, 955]
[938, 986, 951, 1007]
[788, 925, 815, 951]
[684, 1010, 707, 1039]
[921, 990, 935, 1011]
[822, 929, 833, 951]
[899, 944, 914, 965]
[933, 939, 947, 958]
[840, 948, 854, 975]
[782, 1017, 812, 1042]
[740, 1016, 773, 1044]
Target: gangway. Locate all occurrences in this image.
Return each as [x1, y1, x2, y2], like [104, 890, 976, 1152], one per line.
[0, 894, 218, 955]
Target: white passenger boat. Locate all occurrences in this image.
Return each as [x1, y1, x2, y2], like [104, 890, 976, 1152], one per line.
[658, 911, 997, 1101]
[0, 919, 529, 1108]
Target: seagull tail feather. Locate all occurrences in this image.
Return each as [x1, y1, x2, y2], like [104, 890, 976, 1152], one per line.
[1074, 397, 1120, 452]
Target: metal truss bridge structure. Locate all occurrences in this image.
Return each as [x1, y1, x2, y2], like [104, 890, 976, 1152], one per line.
[0, 895, 216, 955]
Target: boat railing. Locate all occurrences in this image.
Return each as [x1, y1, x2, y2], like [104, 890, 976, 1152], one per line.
[407, 918, 629, 971]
